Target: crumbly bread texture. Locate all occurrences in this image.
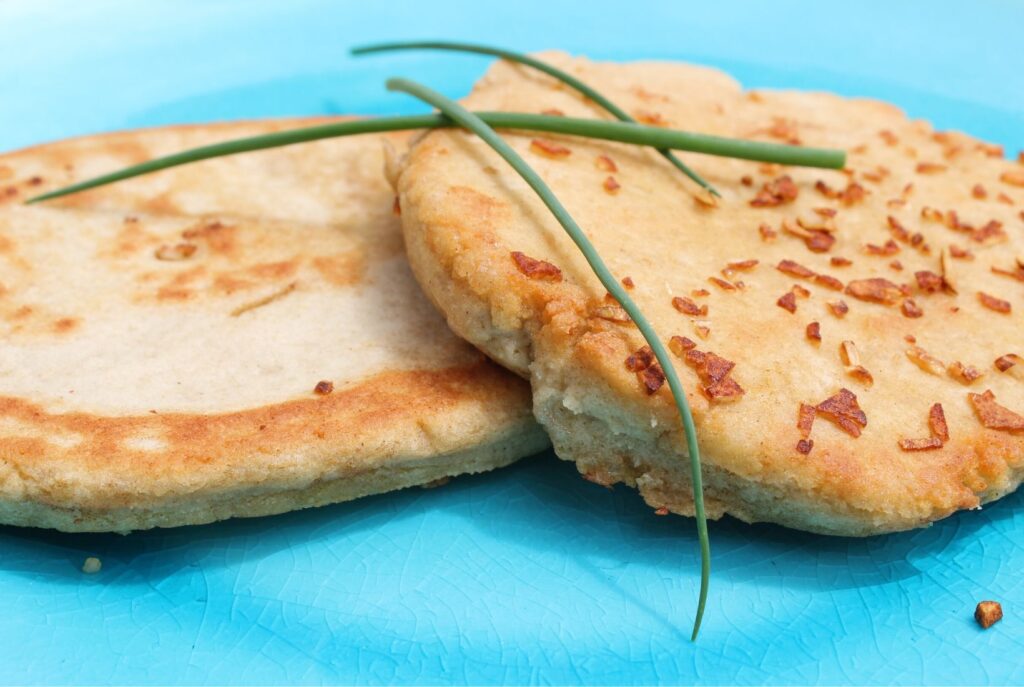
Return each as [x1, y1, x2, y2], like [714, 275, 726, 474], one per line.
[0, 119, 548, 532]
[397, 53, 1024, 535]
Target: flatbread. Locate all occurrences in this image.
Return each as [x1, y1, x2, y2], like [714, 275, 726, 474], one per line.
[397, 54, 1024, 535]
[0, 119, 548, 532]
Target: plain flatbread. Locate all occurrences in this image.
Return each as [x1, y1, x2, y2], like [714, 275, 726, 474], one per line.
[397, 53, 1024, 535]
[0, 119, 548, 532]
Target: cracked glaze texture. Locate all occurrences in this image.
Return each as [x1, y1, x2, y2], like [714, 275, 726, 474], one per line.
[1, 0, 1022, 684]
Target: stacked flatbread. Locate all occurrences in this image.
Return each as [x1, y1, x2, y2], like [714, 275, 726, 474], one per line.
[5, 54, 1022, 537]
[396, 54, 1024, 535]
[0, 120, 548, 532]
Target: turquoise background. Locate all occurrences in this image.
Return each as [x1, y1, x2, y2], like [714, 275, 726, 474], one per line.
[1, 1, 1022, 684]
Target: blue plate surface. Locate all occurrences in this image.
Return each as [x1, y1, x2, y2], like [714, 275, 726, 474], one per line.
[1, 1, 1023, 684]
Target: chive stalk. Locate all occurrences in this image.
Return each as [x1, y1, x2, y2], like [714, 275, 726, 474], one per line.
[385, 77, 712, 640]
[28, 113, 842, 204]
[352, 40, 720, 196]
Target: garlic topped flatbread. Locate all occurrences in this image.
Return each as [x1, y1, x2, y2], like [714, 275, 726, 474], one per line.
[397, 54, 1024, 535]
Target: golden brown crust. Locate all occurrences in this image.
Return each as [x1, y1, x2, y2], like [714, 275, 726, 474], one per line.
[398, 53, 1024, 535]
[0, 119, 548, 532]
[0, 362, 542, 531]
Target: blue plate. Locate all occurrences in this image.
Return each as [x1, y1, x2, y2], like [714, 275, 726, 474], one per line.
[2, 1, 1022, 684]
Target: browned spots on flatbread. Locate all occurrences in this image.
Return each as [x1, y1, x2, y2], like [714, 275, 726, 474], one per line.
[0, 186, 20, 204]
[949, 245, 973, 260]
[213, 274, 255, 295]
[709, 276, 737, 291]
[593, 304, 631, 323]
[930, 403, 950, 442]
[102, 220, 162, 259]
[978, 292, 1011, 314]
[865, 240, 899, 256]
[446, 185, 511, 226]
[530, 138, 571, 158]
[722, 259, 759, 277]
[102, 137, 150, 164]
[51, 317, 80, 334]
[672, 296, 707, 317]
[668, 335, 697, 357]
[813, 274, 844, 291]
[839, 340, 874, 388]
[905, 346, 945, 376]
[155, 286, 193, 301]
[750, 175, 798, 207]
[827, 300, 849, 318]
[948, 361, 985, 386]
[816, 179, 867, 205]
[154, 265, 206, 302]
[901, 299, 923, 318]
[797, 403, 816, 439]
[595, 154, 617, 172]
[638, 364, 665, 394]
[635, 110, 668, 127]
[0, 361, 530, 512]
[511, 251, 562, 282]
[899, 403, 949, 451]
[995, 354, 1022, 374]
[797, 228, 835, 253]
[969, 390, 1024, 432]
[246, 259, 299, 281]
[155, 243, 197, 262]
[141, 248, 345, 303]
[624, 345, 655, 372]
[777, 291, 797, 313]
[1000, 170, 1024, 187]
[886, 216, 918, 247]
[899, 437, 943, 451]
[971, 220, 1006, 245]
[7, 305, 33, 321]
[752, 116, 801, 145]
[683, 348, 744, 402]
[311, 253, 365, 287]
[916, 162, 947, 175]
[777, 259, 815, 279]
[991, 262, 1024, 282]
[182, 221, 238, 257]
[140, 191, 180, 216]
[915, 270, 945, 293]
[845, 278, 903, 305]
[815, 388, 867, 438]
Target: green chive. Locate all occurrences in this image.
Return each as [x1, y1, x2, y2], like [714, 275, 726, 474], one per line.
[27, 113, 842, 204]
[385, 77, 712, 640]
[352, 40, 721, 197]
